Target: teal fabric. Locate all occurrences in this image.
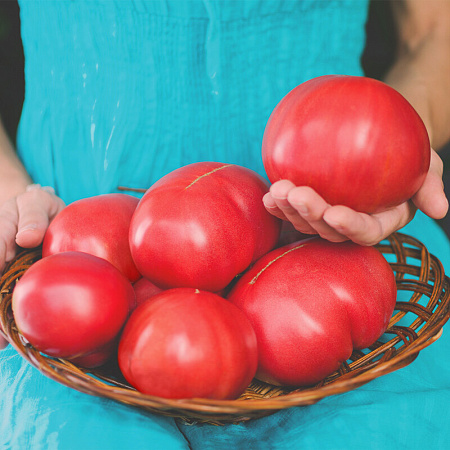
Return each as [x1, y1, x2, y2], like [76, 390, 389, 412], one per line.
[2, 0, 449, 449]
[16, 0, 367, 204]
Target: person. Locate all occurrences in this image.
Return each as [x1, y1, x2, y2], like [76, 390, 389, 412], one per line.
[1, 1, 450, 448]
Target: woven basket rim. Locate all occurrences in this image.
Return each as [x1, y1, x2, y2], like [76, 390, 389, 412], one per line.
[1, 232, 450, 423]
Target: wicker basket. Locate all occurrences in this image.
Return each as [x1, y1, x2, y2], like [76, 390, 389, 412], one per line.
[1, 232, 449, 425]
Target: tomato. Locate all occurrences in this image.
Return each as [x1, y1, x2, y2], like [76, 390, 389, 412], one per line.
[118, 288, 258, 400]
[262, 75, 430, 213]
[129, 162, 281, 292]
[228, 237, 397, 386]
[12, 251, 135, 360]
[42, 193, 141, 282]
[68, 339, 118, 369]
[132, 277, 163, 308]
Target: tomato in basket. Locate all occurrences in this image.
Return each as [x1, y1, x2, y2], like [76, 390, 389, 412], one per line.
[68, 339, 119, 369]
[228, 237, 397, 387]
[12, 251, 135, 363]
[262, 75, 430, 213]
[129, 162, 281, 292]
[118, 288, 258, 400]
[42, 193, 141, 282]
[132, 277, 163, 308]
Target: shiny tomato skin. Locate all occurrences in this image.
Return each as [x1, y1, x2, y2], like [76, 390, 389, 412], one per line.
[228, 237, 397, 386]
[129, 162, 281, 292]
[118, 288, 258, 400]
[262, 75, 430, 213]
[42, 193, 141, 282]
[12, 251, 135, 359]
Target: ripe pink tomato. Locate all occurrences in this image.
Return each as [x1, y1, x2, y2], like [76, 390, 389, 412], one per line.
[129, 162, 281, 292]
[42, 193, 141, 282]
[132, 277, 163, 308]
[262, 75, 430, 213]
[118, 288, 258, 400]
[12, 251, 135, 360]
[228, 237, 397, 387]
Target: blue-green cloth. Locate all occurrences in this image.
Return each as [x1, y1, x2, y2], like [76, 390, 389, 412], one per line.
[16, 0, 366, 205]
[2, 1, 449, 448]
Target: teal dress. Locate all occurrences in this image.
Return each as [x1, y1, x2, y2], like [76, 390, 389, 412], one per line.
[2, 1, 449, 448]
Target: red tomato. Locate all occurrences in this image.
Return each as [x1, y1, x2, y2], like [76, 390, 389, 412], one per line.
[228, 237, 397, 386]
[42, 193, 141, 282]
[12, 251, 135, 359]
[118, 288, 258, 400]
[68, 339, 118, 369]
[132, 277, 163, 308]
[262, 75, 430, 213]
[129, 162, 281, 291]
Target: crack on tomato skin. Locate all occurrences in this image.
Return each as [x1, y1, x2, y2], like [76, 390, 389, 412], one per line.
[249, 244, 306, 285]
[184, 164, 233, 189]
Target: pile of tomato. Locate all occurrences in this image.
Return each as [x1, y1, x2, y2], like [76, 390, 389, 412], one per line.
[11, 75, 430, 400]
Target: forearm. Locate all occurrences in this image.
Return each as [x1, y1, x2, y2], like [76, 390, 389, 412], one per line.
[384, 0, 450, 151]
[0, 118, 32, 204]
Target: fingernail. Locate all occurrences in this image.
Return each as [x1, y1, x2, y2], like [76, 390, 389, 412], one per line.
[324, 217, 338, 226]
[16, 225, 38, 236]
[270, 194, 287, 201]
[324, 218, 344, 232]
[293, 203, 308, 215]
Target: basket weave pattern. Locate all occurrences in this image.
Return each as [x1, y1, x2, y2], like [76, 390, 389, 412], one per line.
[1, 232, 449, 424]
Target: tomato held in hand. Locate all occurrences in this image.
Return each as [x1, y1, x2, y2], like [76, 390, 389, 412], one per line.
[228, 237, 397, 386]
[42, 193, 141, 282]
[12, 252, 135, 360]
[262, 75, 430, 213]
[118, 288, 258, 400]
[129, 162, 281, 292]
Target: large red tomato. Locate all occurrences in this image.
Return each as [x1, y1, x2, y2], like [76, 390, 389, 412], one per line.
[42, 193, 141, 282]
[129, 162, 281, 292]
[118, 288, 258, 400]
[228, 237, 397, 386]
[262, 75, 430, 213]
[12, 251, 135, 360]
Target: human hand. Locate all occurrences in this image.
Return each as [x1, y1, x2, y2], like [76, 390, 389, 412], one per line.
[0, 184, 65, 349]
[263, 149, 448, 246]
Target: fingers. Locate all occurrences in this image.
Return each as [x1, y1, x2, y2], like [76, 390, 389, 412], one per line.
[264, 181, 347, 242]
[265, 180, 418, 246]
[323, 202, 416, 246]
[264, 180, 318, 235]
[0, 186, 65, 349]
[285, 185, 348, 242]
[0, 186, 65, 273]
[0, 198, 21, 272]
[412, 149, 449, 219]
[15, 187, 65, 248]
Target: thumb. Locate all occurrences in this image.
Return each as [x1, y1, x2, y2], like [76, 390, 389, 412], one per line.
[412, 150, 448, 219]
[15, 186, 65, 248]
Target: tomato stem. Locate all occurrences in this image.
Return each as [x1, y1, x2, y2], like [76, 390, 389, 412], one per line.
[117, 186, 147, 193]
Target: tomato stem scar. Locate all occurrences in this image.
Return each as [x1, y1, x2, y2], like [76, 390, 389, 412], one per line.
[185, 164, 232, 189]
[117, 186, 147, 193]
[249, 244, 305, 285]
